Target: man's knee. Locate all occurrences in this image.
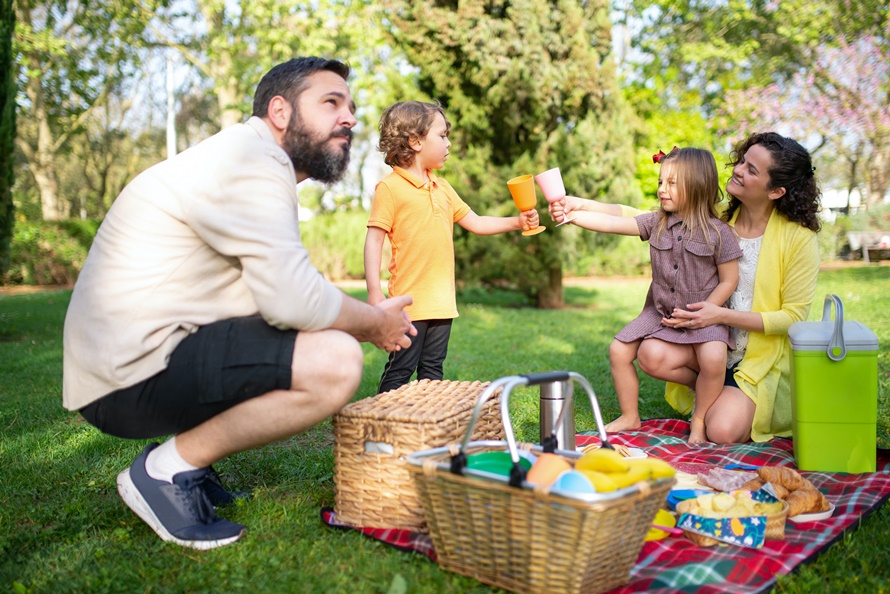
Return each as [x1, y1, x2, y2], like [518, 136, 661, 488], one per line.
[294, 330, 363, 401]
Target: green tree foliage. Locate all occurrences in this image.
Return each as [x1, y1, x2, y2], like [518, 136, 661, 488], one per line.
[0, 0, 14, 278]
[14, 0, 162, 220]
[382, 0, 640, 307]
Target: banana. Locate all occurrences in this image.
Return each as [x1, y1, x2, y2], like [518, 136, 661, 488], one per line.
[577, 469, 618, 492]
[609, 462, 652, 489]
[575, 448, 630, 474]
[639, 458, 676, 479]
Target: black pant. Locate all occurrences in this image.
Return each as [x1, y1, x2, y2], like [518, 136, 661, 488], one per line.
[377, 319, 453, 394]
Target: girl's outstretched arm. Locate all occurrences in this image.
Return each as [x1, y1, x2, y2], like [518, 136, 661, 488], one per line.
[549, 196, 623, 221]
[570, 210, 640, 236]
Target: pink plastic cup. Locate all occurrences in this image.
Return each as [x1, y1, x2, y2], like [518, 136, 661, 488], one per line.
[535, 167, 574, 225]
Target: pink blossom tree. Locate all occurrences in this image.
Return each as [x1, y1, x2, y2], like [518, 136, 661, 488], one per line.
[720, 35, 890, 209]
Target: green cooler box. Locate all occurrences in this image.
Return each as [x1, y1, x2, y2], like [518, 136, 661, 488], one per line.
[789, 294, 879, 473]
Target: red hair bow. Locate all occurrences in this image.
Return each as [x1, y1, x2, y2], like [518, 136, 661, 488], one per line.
[652, 146, 679, 163]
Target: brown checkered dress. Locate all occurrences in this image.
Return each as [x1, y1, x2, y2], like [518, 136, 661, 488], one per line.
[615, 211, 743, 347]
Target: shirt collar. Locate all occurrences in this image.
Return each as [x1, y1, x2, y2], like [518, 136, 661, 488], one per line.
[665, 212, 684, 227]
[393, 166, 439, 188]
[246, 116, 277, 144]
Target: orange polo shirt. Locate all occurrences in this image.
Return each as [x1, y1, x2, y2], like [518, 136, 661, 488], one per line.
[368, 167, 472, 320]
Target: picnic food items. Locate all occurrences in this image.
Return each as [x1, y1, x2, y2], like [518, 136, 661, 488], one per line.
[676, 490, 790, 547]
[740, 466, 831, 517]
[407, 371, 676, 594]
[576, 450, 677, 491]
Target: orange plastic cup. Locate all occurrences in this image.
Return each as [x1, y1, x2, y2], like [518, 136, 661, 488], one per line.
[507, 174, 545, 236]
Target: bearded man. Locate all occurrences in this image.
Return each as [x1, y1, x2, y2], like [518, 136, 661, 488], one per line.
[62, 58, 416, 550]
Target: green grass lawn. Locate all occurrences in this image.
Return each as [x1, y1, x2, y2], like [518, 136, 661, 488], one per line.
[1, 267, 888, 593]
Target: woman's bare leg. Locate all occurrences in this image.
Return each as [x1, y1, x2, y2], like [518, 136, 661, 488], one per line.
[688, 341, 728, 444]
[704, 386, 755, 444]
[637, 339, 699, 387]
[604, 338, 643, 432]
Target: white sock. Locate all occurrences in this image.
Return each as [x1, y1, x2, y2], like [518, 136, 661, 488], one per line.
[144, 437, 200, 483]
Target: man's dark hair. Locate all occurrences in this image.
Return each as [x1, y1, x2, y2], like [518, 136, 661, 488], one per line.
[252, 57, 350, 118]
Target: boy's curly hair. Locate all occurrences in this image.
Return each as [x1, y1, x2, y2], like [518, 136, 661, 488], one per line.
[377, 101, 450, 168]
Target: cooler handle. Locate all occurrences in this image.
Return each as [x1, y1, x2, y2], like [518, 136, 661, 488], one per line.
[821, 294, 846, 361]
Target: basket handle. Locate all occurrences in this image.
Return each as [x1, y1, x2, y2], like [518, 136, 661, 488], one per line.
[821, 294, 846, 361]
[453, 372, 614, 488]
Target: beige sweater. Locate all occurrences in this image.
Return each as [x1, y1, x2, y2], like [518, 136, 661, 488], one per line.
[62, 117, 343, 410]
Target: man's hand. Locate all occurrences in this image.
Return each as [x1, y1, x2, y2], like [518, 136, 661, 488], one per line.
[372, 295, 417, 352]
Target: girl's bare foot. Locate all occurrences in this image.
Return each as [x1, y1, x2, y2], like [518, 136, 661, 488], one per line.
[688, 416, 708, 444]
[605, 414, 641, 434]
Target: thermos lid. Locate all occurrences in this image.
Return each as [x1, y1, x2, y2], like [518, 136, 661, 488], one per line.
[789, 320, 878, 351]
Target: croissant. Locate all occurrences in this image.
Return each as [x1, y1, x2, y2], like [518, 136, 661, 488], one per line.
[741, 477, 764, 491]
[785, 486, 830, 515]
[757, 466, 805, 491]
[771, 484, 790, 500]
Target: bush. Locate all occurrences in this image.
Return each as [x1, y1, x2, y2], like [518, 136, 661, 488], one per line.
[3, 219, 98, 285]
[299, 210, 373, 281]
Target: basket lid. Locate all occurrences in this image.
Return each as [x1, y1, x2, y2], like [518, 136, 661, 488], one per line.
[335, 379, 493, 422]
[788, 320, 878, 351]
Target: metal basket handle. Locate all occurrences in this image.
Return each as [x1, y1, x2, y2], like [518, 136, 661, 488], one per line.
[821, 294, 846, 361]
[451, 371, 613, 488]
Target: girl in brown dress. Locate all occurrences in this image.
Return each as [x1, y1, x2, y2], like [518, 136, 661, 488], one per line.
[557, 148, 742, 443]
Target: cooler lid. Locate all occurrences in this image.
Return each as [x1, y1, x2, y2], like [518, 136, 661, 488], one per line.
[789, 320, 878, 350]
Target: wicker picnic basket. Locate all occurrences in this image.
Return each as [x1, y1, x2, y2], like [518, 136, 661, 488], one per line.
[407, 372, 676, 594]
[332, 379, 504, 531]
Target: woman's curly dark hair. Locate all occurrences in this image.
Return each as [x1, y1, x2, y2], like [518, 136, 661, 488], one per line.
[377, 101, 450, 168]
[724, 132, 822, 232]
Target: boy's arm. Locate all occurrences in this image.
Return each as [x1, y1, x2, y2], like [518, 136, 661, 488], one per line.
[364, 226, 388, 305]
[569, 211, 641, 236]
[456, 210, 538, 235]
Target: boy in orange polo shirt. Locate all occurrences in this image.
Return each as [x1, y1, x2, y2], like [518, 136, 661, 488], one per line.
[364, 101, 539, 393]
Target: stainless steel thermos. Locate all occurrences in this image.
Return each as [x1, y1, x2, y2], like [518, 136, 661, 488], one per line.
[539, 380, 575, 450]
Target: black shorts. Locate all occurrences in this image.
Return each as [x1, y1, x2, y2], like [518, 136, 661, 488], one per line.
[79, 316, 297, 439]
[724, 363, 740, 389]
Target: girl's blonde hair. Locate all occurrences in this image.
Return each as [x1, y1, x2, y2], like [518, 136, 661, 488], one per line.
[655, 148, 723, 245]
[377, 101, 451, 168]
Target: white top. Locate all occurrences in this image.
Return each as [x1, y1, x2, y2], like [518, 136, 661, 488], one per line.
[727, 234, 763, 368]
[62, 117, 344, 410]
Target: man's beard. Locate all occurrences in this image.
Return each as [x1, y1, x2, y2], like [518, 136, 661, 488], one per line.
[282, 108, 352, 183]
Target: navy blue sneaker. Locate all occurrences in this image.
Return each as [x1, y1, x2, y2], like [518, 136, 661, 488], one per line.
[116, 444, 246, 550]
[204, 466, 250, 507]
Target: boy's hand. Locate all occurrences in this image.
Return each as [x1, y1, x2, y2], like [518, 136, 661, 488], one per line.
[519, 209, 539, 231]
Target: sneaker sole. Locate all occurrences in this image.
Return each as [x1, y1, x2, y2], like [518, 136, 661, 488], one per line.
[117, 468, 245, 550]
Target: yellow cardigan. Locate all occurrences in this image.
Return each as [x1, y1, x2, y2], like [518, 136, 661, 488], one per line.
[661, 207, 821, 441]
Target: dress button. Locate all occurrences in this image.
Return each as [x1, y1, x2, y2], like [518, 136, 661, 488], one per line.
[670, 288, 675, 293]
[677, 235, 683, 241]
[674, 264, 678, 270]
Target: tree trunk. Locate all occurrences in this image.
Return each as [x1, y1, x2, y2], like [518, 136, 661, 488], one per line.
[865, 143, 889, 208]
[536, 265, 564, 309]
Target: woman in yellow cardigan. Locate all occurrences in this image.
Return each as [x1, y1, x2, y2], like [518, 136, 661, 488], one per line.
[551, 132, 822, 444]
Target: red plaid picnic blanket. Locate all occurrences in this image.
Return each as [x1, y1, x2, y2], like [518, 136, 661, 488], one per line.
[322, 419, 890, 593]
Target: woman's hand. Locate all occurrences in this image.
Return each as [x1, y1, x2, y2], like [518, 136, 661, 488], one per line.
[662, 301, 726, 330]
